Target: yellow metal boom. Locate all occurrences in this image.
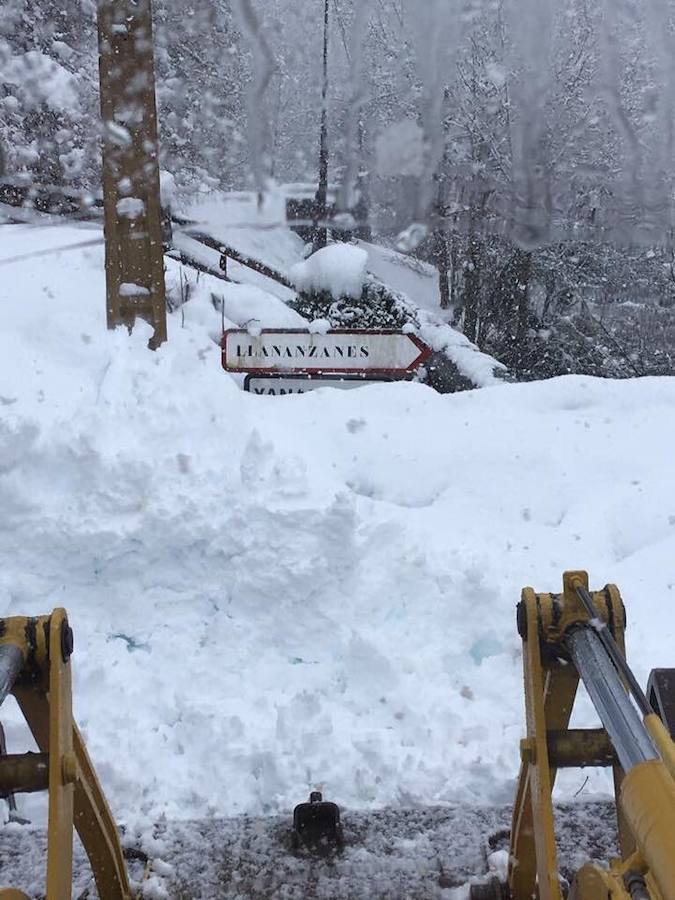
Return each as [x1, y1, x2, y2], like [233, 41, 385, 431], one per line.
[502, 571, 675, 900]
[0, 611, 131, 900]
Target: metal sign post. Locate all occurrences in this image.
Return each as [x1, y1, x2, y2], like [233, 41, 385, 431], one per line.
[97, 0, 167, 348]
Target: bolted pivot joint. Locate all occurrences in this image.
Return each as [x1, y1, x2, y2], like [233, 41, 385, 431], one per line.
[516, 601, 527, 640]
[60, 619, 74, 663]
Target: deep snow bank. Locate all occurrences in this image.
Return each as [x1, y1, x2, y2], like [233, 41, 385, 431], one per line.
[1, 225, 675, 830]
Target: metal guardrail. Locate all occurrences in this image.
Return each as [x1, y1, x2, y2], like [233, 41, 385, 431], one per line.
[0, 179, 103, 219]
[0, 179, 294, 291]
[183, 229, 293, 288]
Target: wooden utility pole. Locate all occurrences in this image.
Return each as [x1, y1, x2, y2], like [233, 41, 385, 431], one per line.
[97, 0, 167, 348]
[313, 0, 330, 251]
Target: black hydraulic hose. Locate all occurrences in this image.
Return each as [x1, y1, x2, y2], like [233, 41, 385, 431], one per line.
[0, 644, 23, 708]
[574, 584, 653, 717]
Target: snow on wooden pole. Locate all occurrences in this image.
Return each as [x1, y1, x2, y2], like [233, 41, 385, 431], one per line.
[97, 0, 167, 348]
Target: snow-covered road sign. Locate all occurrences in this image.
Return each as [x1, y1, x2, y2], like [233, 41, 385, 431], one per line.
[222, 329, 431, 374]
[244, 374, 392, 394]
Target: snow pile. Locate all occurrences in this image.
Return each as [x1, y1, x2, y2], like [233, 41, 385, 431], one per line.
[2, 224, 675, 832]
[417, 319, 506, 387]
[291, 244, 369, 300]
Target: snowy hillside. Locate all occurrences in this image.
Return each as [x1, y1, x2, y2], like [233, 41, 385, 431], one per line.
[2, 223, 675, 833]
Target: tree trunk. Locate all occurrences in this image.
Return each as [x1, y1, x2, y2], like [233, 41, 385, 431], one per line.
[352, 119, 371, 241]
[449, 233, 458, 309]
[463, 235, 481, 343]
[514, 248, 532, 373]
[437, 231, 450, 309]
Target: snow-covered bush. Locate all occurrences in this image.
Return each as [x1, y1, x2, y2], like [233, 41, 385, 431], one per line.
[291, 244, 369, 300]
[290, 243, 419, 330]
[291, 276, 419, 330]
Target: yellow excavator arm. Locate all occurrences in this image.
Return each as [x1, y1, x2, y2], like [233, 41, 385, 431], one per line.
[0, 611, 131, 900]
[4, 577, 674, 899]
[473, 572, 675, 900]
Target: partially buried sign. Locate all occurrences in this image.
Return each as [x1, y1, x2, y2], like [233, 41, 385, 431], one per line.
[244, 374, 392, 395]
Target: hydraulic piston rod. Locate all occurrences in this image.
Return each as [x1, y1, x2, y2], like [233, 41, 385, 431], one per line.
[572, 580, 675, 780]
[566, 626, 658, 771]
[574, 584, 652, 716]
[505, 573, 675, 900]
[0, 643, 23, 708]
[565, 609, 675, 899]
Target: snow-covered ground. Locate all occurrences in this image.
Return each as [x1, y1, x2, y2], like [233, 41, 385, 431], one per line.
[1, 802, 618, 898]
[1, 223, 675, 837]
[358, 240, 442, 314]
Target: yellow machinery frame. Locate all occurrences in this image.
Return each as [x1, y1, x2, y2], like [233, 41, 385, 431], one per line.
[508, 571, 675, 900]
[0, 610, 131, 899]
[5, 583, 675, 899]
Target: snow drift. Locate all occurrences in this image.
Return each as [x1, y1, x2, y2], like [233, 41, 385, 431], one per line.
[1, 225, 675, 832]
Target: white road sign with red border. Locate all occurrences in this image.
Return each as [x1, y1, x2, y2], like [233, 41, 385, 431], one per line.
[221, 329, 432, 375]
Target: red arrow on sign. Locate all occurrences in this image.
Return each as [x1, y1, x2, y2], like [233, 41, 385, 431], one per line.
[221, 329, 432, 375]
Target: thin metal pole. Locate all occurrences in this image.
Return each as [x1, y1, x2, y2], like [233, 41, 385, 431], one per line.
[314, 0, 330, 250]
